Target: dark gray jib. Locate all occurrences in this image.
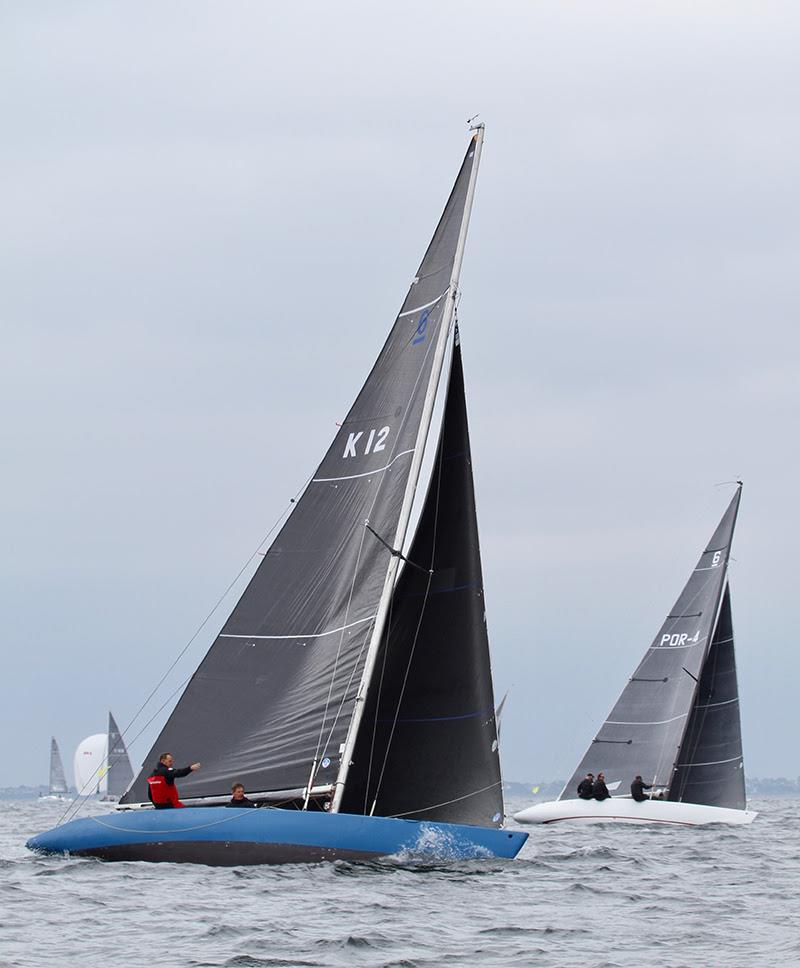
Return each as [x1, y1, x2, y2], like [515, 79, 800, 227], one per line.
[668, 587, 745, 809]
[122, 142, 480, 805]
[106, 711, 134, 798]
[561, 486, 744, 808]
[341, 334, 503, 826]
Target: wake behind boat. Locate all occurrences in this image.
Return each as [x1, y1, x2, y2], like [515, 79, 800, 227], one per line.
[515, 485, 757, 828]
[28, 125, 528, 866]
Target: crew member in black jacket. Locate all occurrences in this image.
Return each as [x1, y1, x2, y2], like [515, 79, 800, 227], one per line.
[226, 783, 257, 807]
[630, 775, 652, 802]
[593, 772, 611, 800]
[577, 774, 595, 799]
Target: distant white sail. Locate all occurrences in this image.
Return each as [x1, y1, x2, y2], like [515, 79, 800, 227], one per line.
[73, 733, 108, 795]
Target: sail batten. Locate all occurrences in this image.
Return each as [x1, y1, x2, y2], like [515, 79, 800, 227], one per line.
[122, 134, 486, 806]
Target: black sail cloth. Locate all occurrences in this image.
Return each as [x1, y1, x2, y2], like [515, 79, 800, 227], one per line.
[561, 487, 743, 807]
[341, 335, 504, 827]
[668, 587, 745, 809]
[106, 711, 134, 798]
[122, 142, 479, 805]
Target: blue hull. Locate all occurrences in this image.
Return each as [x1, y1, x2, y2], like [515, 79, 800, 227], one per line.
[26, 808, 527, 866]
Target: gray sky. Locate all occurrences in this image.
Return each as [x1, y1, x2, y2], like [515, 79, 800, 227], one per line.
[2, 2, 798, 788]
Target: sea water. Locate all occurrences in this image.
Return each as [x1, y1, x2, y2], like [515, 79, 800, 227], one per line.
[2, 796, 798, 968]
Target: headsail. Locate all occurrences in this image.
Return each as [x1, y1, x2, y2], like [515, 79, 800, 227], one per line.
[561, 486, 742, 802]
[49, 738, 68, 796]
[106, 711, 134, 798]
[123, 136, 483, 805]
[668, 586, 745, 809]
[340, 333, 504, 826]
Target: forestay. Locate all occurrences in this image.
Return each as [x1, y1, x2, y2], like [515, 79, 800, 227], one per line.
[561, 486, 742, 802]
[122, 141, 481, 805]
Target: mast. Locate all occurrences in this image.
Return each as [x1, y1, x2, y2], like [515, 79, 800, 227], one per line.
[331, 124, 486, 813]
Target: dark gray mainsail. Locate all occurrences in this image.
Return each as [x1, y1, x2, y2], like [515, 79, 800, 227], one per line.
[561, 486, 743, 805]
[122, 135, 483, 806]
[106, 711, 134, 798]
[49, 738, 68, 796]
[668, 587, 745, 809]
[340, 333, 504, 826]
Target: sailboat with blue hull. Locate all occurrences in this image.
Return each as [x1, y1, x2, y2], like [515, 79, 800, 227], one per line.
[28, 125, 528, 866]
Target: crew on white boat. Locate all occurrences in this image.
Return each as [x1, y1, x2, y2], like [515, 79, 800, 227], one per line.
[147, 752, 201, 809]
[577, 773, 595, 799]
[592, 773, 611, 800]
[630, 775, 653, 802]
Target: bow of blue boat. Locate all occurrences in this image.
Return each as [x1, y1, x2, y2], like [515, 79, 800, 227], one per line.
[27, 808, 527, 866]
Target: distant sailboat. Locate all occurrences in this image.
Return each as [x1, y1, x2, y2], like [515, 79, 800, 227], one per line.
[40, 738, 70, 800]
[102, 712, 135, 801]
[515, 485, 757, 827]
[28, 126, 528, 865]
[73, 712, 134, 800]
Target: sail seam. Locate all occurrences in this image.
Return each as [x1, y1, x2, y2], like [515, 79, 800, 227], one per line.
[312, 449, 415, 483]
[693, 697, 738, 709]
[675, 755, 742, 768]
[397, 288, 449, 317]
[219, 616, 376, 641]
[606, 713, 687, 726]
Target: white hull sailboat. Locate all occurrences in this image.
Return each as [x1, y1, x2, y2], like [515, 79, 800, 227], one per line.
[515, 485, 756, 829]
[515, 798, 757, 827]
[39, 737, 70, 801]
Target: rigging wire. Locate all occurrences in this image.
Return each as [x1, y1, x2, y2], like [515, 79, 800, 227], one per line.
[57, 473, 313, 826]
[301, 307, 444, 799]
[367, 316, 451, 817]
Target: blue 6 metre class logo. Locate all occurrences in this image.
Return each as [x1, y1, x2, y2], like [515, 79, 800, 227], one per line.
[412, 308, 430, 346]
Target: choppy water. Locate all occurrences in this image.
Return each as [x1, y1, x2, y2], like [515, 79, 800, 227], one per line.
[2, 796, 798, 968]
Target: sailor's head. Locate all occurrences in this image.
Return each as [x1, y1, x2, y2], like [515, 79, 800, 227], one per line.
[231, 782, 245, 800]
[159, 753, 174, 768]
[586, 773, 594, 779]
[598, 772, 605, 780]
[635, 775, 643, 781]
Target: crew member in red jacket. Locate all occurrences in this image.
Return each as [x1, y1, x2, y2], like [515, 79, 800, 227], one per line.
[147, 752, 201, 809]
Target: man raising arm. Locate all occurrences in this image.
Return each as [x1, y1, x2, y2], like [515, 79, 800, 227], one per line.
[147, 753, 201, 809]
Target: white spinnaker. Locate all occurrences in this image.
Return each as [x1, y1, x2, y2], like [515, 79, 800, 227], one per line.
[73, 733, 108, 795]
